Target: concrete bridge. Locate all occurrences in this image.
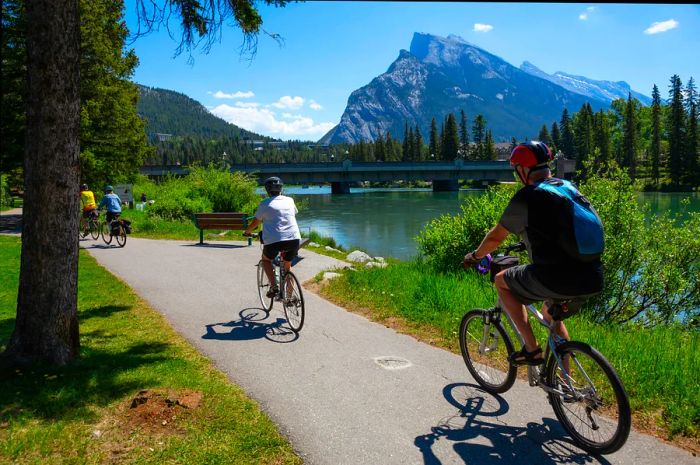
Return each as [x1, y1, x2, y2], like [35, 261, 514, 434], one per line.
[140, 159, 514, 193]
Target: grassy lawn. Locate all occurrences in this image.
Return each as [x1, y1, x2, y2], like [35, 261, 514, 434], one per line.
[318, 261, 700, 451]
[0, 235, 301, 465]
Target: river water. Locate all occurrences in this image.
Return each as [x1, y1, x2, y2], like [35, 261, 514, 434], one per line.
[272, 187, 700, 261]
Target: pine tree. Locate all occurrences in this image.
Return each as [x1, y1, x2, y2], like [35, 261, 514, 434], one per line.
[429, 117, 439, 161]
[459, 109, 469, 157]
[593, 109, 611, 165]
[668, 74, 686, 186]
[406, 126, 414, 161]
[560, 108, 575, 159]
[442, 113, 460, 160]
[485, 130, 496, 160]
[538, 124, 551, 146]
[573, 103, 594, 174]
[622, 93, 638, 179]
[551, 121, 561, 153]
[374, 131, 385, 161]
[685, 77, 699, 186]
[650, 84, 662, 186]
[402, 121, 410, 161]
[414, 125, 424, 161]
[472, 114, 486, 160]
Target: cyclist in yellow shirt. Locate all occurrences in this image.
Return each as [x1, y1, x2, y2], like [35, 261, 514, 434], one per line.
[79, 184, 98, 237]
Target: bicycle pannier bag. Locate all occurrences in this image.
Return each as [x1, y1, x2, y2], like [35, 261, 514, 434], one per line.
[121, 219, 132, 234]
[535, 179, 604, 262]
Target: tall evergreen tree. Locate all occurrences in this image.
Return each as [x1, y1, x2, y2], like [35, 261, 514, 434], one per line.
[574, 103, 594, 173]
[650, 84, 662, 185]
[685, 77, 699, 186]
[485, 130, 496, 160]
[374, 130, 385, 161]
[402, 121, 410, 161]
[414, 125, 424, 161]
[429, 117, 439, 160]
[472, 114, 486, 160]
[538, 124, 551, 146]
[405, 126, 414, 161]
[551, 121, 561, 153]
[560, 108, 575, 159]
[459, 109, 469, 157]
[622, 93, 639, 179]
[442, 113, 460, 160]
[593, 109, 611, 165]
[667, 74, 686, 186]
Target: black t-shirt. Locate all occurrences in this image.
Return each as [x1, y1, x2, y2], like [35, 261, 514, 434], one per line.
[498, 178, 603, 295]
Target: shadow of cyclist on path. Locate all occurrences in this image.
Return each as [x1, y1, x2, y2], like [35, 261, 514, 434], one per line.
[414, 383, 610, 465]
[203, 308, 298, 343]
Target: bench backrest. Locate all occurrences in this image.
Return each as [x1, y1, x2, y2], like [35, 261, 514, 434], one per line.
[194, 213, 250, 229]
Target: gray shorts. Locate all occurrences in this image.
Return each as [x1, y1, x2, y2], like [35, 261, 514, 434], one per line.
[503, 265, 598, 305]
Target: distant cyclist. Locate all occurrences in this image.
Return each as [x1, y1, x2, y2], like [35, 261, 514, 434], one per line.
[464, 141, 604, 366]
[79, 184, 98, 236]
[98, 185, 122, 223]
[243, 177, 301, 297]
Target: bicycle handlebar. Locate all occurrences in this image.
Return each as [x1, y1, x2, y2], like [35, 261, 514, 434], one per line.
[504, 242, 526, 254]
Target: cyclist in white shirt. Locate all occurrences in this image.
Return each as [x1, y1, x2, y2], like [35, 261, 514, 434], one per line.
[243, 177, 301, 297]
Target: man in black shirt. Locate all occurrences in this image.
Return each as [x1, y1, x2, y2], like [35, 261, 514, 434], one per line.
[464, 141, 603, 366]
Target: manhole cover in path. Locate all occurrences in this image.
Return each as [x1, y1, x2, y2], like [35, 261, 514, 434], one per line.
[374, 356, 412, 370]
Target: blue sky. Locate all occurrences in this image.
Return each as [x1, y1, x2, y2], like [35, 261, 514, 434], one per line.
[124, 2, 700, 141]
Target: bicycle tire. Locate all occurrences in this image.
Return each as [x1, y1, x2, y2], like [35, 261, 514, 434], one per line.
[89, 218, 100, 240]
[256, 260, 274, 312]
[459, 309, 517, 393]
[283, 271, 305, 333]
[115, 223, 127, 247]
[546, 341, 631, 455]
[101, 221, 112, 245]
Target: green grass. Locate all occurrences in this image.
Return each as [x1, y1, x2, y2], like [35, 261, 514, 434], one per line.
[320, 260, 700, 441]
[0, 235, 301, 465]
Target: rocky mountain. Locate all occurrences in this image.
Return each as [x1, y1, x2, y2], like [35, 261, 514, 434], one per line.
[320, 33, 647, 144]
[519, 61, 652, 106]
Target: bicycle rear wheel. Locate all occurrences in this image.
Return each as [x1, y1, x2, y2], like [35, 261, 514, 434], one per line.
[115, 223, 127, 247]
[283, 271, 305, 332]
[89, 218, 100, 240]
[256, 260, 274, 312]
[101, 221, 112, 244]
[459, 309, 517, 393]
[546, 341, 631, 455]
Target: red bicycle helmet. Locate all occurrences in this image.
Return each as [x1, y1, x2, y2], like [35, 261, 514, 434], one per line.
[509, 141, 552, 169]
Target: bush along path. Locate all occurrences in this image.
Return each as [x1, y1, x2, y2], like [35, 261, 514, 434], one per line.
[81, 236, 696, 465]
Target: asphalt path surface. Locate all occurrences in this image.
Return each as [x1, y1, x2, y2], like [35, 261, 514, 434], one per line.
[84, 237, 698, 465]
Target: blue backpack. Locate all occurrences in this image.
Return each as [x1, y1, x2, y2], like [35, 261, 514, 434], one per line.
[535, 179, 605, 262]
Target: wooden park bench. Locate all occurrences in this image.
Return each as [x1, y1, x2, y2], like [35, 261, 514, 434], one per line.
[193, 212, 254, 246]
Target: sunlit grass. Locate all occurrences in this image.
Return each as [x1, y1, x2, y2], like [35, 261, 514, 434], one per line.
[0, 235, 300, 464]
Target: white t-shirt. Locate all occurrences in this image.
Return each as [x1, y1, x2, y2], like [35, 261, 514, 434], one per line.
[254, 194, 301, 244]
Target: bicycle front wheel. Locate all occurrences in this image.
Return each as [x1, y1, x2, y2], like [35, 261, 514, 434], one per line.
[546, 341, 631, 455]
[283, 271, 305, 332]
[115, 223, 127, 247]
[101, 222, 112, 244]
[256, 260, 273, 312]
[459, 309, 517, 393]
[89, 219, 100, 240]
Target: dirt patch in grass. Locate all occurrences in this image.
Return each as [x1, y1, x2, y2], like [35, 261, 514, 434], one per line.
[94, 389, 204, 463]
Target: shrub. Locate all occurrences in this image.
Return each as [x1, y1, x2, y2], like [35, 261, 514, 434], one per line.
[415, 183, 518, 272]
[0, 175, 11, 208]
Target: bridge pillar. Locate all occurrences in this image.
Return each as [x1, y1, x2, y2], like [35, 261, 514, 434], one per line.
[432, 180, 460, 192]
[331, 181, 351, 194]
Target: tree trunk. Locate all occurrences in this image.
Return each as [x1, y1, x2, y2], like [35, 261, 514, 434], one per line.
[4, 0, 81, 365]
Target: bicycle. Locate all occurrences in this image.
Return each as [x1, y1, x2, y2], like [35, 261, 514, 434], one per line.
[100, 213, 127, 247]
[459, 242, 631, 455]
[246, 233, 305, 333]
[79, 210, 100, 240]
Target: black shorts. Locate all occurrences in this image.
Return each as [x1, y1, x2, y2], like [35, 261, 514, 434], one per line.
[263, 239, 300, 261]
[503, 264, 599, 305]
[82, 209, 97, 219]
[106, 212, 120, 222]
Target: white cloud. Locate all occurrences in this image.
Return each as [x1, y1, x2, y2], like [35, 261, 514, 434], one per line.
[308, 99, 323, 110]
[473, 23, 493, 33]
[644, 19, 679, 35]
[210, 104, 335, 139]
[271, 96, 305, 109]
[579, 6, 596, 20]
[234, 101, 260, 108]
[208, 90, 255, 99]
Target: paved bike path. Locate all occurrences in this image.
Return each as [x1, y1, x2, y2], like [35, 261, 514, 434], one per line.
[85, 238, 698, 465]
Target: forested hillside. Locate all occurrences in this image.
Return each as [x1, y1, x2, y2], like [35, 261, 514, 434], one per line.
[137, 85, 263, 141]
